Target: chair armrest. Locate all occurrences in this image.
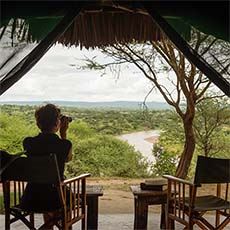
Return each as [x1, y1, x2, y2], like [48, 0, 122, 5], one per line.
[163, 175, 194, 186]
[60, 173, 90, 225]
[63, 173, 90, 184]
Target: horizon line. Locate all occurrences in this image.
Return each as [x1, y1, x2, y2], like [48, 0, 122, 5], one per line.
[0, 100, 166, 103]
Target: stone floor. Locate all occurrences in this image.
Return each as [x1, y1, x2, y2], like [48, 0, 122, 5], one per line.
[2, 213, 162, 230]
[0, 213, 229, 230]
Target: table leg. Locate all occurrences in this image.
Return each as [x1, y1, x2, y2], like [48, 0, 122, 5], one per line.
[134, 197, 148, 230]
[3, 182, 10, 230]
[166, 200, 175, 229]
[160, 204, 166, 229]
[87, 197, 99, 230]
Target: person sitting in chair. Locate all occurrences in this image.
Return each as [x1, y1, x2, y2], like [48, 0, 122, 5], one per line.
[20, 103, 72, 229]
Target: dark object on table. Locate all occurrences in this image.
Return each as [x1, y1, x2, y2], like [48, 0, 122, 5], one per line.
[140, 178, 167, 191]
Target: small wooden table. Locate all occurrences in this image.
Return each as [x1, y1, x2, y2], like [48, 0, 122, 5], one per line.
[130, 185, 167, 230]
[86, 185, 103, 230]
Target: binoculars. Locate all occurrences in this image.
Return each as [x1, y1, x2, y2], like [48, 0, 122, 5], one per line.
[60, 115, 72, 122]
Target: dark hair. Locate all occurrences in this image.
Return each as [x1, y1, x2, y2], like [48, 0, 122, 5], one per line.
[35, 104, 61, 132]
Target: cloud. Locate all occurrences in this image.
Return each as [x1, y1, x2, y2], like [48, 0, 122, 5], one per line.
[0, 44, 166, 102]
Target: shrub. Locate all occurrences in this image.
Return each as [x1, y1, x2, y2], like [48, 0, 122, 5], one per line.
[0, 113, 37, 154]
[151, 144, 178, 176]
[66, 135, 149, 178]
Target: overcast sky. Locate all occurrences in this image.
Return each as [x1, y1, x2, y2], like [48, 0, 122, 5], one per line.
[0, 44, 167, 102]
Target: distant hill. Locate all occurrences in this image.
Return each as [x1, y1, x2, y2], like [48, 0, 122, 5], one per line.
[0, 101, 170, 110]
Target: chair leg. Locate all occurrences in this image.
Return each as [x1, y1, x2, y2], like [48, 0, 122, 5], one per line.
[30, 213, 35, 229]
[188, 216, 194, 230]
[160, 204, 165, 229]
[5, 213, 10, 230]
[216, 210, 220, 227]
[168, 219, 175, 230]
[166, 203, 175, 229]
[5, 209, 10, 230]
[3, 182, 11, 230]
[81, 216, 86, 230]
[217, 216, 230, 230]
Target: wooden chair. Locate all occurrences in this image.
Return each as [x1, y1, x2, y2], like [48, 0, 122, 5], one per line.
[164, 156, 230, 230]
[0, 154, 90, 230]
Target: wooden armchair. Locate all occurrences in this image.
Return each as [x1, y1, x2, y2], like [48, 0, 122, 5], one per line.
[0, 154, 90, 230]
[164, 156, 230, 230]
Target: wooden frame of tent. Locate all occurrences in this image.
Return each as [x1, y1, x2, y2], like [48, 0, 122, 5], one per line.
[0, 1, 229, 96]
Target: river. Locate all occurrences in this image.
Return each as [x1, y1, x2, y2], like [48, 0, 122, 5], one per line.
[117, 130, 160, 164]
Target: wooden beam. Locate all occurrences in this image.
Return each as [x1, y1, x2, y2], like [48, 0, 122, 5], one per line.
[0, 7, 82, 95]
[143, 3, 230, 96]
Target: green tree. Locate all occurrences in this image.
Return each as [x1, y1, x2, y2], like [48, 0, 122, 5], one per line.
[194, 96, 230, 157]
[79, 30, 229, 178]
[152, 144, 178, 176]
[152, 111, 182, 176]
[69, 120, 95, 139]
[0, 112, 37, 153]
[152, 96, 229, 176]
[66, 135, 149, 178]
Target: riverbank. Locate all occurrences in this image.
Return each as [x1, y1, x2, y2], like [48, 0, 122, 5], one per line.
[117, 130, 160, 164]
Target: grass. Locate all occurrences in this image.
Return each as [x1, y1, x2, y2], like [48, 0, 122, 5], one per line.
[0, 194, 4, 214]
[0, 191, 21, 214]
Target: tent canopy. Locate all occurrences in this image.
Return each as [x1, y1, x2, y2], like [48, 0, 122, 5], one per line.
[0, 1, 229, 95]
[2, 1, 229, 47]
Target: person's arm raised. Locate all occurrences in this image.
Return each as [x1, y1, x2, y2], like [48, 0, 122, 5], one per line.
[66, 146, 72, 162]
[59, 116, 69, 139]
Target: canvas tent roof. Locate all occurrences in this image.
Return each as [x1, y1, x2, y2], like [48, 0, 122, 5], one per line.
[1, 1, 229, 46]
[0, 1, 229, 95]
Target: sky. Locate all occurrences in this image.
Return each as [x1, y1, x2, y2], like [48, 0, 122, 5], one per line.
[0, 44, 167, 102]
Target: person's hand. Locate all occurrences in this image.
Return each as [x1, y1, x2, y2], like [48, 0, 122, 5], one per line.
[59, 116, 69, 139]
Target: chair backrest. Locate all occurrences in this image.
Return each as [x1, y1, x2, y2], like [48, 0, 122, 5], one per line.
[0, 154, 61, 184]
[0, 150, 14, 169]
[194, 156, 230, 185]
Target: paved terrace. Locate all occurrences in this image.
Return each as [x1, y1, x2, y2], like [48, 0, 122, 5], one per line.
[1, 213, 229, 230]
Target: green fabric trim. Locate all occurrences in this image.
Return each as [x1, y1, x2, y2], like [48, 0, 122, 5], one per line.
[165, 17, 191, 41]
[182, 17, 229, 42]
[1, 2, 228, 42]
[1, 16, 191, 43]
[27, 17, 63, 41]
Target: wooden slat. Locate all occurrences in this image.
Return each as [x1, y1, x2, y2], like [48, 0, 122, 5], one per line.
[73, 181, 76, 218]
[173, 181, 177, 216]
[64, 173, 90, 184]
[77, 180, 80, 217]
[69, 182, 72, 221]
[13, 181, 16, 206]
[178, 182, 181, 218]
[182, 183, 185, 220]
[169, 213, 189, 226]
[164, 175, 194, 186]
